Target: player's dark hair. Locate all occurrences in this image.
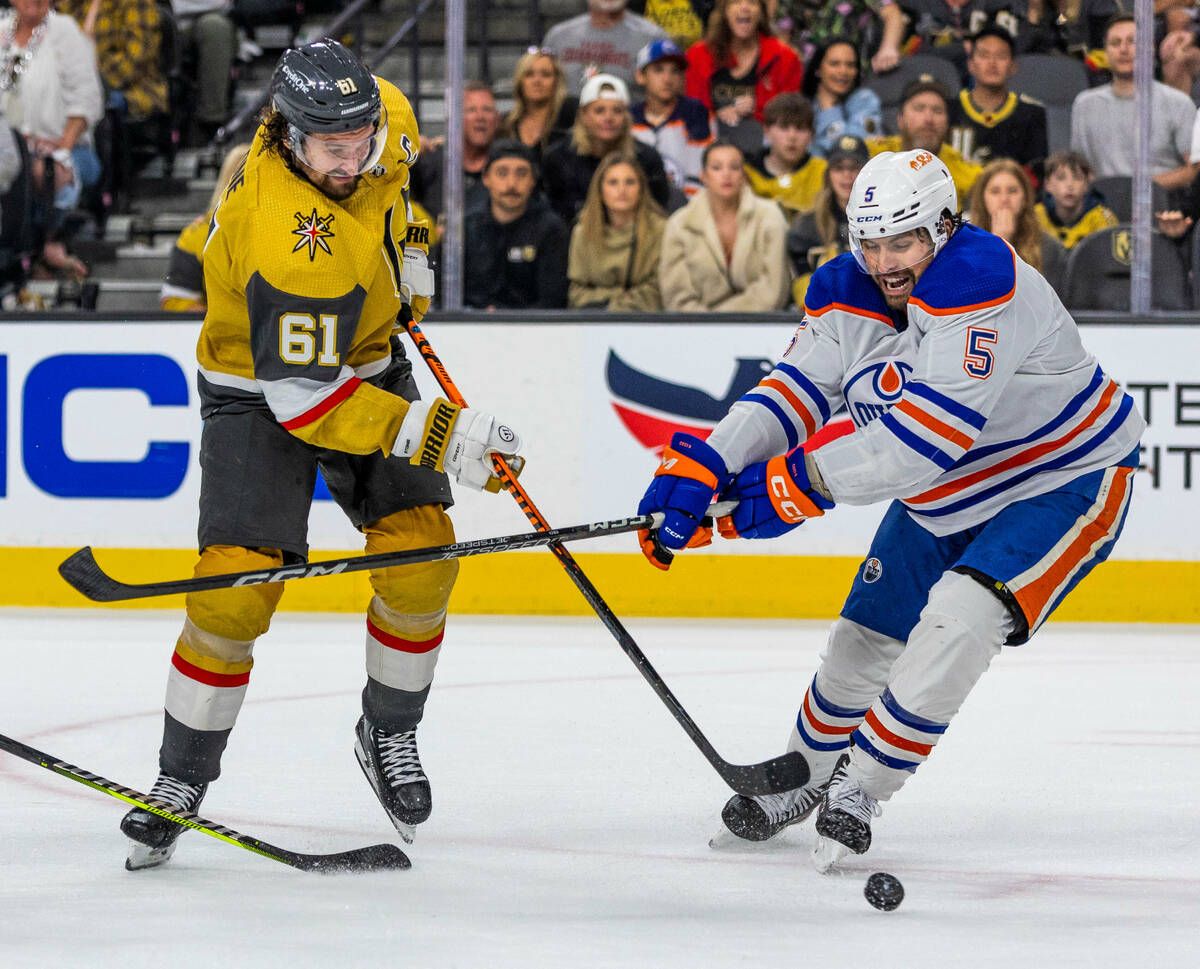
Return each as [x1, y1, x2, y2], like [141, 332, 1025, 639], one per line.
[258, 106, 295, 165]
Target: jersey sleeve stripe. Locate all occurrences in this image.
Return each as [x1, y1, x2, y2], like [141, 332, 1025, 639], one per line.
[759, 378, 817, 438]
[880, 411, 957, 470]
[743, 393, 800, 450]
[805, 300, 894, 328]
[279, 375, 363, 430]
[905, 380, 987, 430]
[894, 398, 976, 451]
[952, 366, 1105, 467]
[776, 362, 832, 423]
[905, 379, 1120, 504]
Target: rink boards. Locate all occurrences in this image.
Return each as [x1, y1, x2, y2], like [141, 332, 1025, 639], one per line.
[1, 317, 1196, 621]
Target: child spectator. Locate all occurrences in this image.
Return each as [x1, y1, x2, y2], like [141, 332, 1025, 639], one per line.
[970, 158, 1067, 291]
[744, 92, 825, 215]
[631, 38, 713, 198]
[684, 0, 803, 154]
[802, 37, 881, 159]
[659, 139, 790, 311]
[786, 133, 869, 307]
[464, 140, 569, 310]
[1035, 150, 1119, 250]
[568, 152, 667, 310]
[500, 48, 576, 165]
[160, 142, 251, 311]
[541, 72, 672, 225]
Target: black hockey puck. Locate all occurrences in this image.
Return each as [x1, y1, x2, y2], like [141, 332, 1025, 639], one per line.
[864, 872, 904, 911]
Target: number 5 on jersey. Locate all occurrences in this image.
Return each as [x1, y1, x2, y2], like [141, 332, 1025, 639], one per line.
[964, 326, 997, 379]
[279, 313, 341, 366]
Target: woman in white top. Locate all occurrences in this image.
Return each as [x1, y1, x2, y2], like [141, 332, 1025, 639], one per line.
[0, 0, 103, 278]
[659, 139, 790, 311]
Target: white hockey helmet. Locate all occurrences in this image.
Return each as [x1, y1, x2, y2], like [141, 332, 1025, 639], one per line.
[846, 149, 958, 273]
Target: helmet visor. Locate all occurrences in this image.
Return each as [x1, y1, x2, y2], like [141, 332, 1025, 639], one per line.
[290, 117, 388, 177]
[850, 228, 936, 276]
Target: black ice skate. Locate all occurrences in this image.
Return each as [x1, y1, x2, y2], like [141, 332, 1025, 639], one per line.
[713, 782, 827, 846]
[120, 772, 208, 871]
[811, 753, 880, 873]
[354, 715, 430, 844]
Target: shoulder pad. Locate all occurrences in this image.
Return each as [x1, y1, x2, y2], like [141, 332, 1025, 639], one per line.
[910, 223, 1016, 316]
[804, 252, 894, 325]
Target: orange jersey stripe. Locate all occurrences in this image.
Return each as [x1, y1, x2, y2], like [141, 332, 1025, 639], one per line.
[1012, 465, 1133, 627]
[805, 301, 894, 327]
[909, 248, 1016, 316]
[894, 398, 975, 451]
[803, 692, 858, 736]
[908, 380, 1119, 505]
[760, 378, 817, 438]
[864, 710, 934, 756]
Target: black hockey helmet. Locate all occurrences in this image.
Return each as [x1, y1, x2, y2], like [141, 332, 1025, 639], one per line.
[270, 39, 388, 176]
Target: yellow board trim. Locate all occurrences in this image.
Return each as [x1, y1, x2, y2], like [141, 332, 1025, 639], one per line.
[4, 547, 1197, 623]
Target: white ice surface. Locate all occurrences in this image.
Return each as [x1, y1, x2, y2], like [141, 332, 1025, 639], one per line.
[0, 609, 1197, 968]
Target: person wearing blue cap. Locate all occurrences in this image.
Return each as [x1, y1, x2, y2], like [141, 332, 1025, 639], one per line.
[631, 38, 715, 199]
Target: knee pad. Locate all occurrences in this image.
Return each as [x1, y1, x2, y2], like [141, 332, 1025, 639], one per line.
[184, 545, 284, 650]
[363, 505, 459, 625]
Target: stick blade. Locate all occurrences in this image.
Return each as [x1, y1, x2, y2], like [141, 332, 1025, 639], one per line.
[58, 548, 125, 602]
[724, 750, 810, 796]
[295, 842, 412, 873]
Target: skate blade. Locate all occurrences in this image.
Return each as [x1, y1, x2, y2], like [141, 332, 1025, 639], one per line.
[707, 825, 789, 850]
[354, 741, 419, 845]
[125, 840, 176, 871]
[391, 820, 416, 845]
[810, 835, 849, 874]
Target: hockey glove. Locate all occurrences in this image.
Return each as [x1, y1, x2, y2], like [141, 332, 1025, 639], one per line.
[400, 222, 435, 324]
[717, 448, 835, 540]
[394, 398, 523, 492]
[637, 432, 731, 569]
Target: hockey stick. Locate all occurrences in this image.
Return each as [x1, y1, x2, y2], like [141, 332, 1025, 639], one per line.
[57, 514, 658, 603]
[0, 732, 410, 873]
[401, 318, 809, 797]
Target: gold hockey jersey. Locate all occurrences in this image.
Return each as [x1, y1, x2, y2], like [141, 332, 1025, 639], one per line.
[198, 78, 430, 456]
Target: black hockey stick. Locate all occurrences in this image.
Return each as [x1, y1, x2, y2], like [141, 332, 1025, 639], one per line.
[402, 317, 809, 797]
[58, 514, 659, 603]
[0, 732, 410, 873]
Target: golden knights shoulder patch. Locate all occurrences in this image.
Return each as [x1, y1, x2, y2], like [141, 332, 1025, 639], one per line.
[292, 209, 336, 260]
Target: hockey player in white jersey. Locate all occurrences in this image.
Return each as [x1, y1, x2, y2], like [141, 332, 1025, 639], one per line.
[637, 148, 1145, 871]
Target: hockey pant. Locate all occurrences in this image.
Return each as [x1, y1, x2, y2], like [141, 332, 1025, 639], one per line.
[158, 505, 458, 784]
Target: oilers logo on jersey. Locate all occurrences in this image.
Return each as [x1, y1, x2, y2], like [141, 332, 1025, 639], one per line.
[843, 360, 913, 428]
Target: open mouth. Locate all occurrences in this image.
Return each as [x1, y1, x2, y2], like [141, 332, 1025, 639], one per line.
[879, 272, 912, 297]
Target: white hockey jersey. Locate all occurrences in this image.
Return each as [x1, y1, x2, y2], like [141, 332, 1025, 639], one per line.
[707, 223, 1146, 537]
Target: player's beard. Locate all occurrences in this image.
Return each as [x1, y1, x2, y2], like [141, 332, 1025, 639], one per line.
[315, 172, 361, 200]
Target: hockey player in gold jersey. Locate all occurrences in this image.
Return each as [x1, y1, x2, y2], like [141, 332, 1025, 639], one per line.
[120, 40, 523, 870]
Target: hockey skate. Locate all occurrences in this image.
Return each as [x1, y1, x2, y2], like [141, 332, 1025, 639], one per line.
[709, 782, 827, 848]
[811, 754, 880, 873]
[120, 772, 208, 871]
[353, 715, 430, 844]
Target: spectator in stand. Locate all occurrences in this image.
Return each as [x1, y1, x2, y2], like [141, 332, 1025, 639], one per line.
[60, 0, 167, 124]
[1034, 150, 1117, 250]
[776, 0, 904, 76]
[500, 48, 577, 165]
[464, 140, 569, 310]
[659, 139, 790, 310]
[786, 132, 869, 306]
[867, 79, 982, 202]
[172, 0, 236, 145]
[969, 157, 1066, 290]
[744, 91, 825, 215]
[543, 0, 667, 96]
[568, 152, 667, 309]
[949, 25, 1048, 167]
[901, 2, 1033, 78]
[684, 0, 804, 154]
[1159, 18, 1200, 99]
[0, 0, 103, 281]
[160, 142, 251, 311]
[542, 72, 672, 225]
[1071, 14, 1198, 192]
[630, 0, 714, 50]
[410, 81, 500, 223]
[802, 37, 882, 159]
[631, 38, 713, 198]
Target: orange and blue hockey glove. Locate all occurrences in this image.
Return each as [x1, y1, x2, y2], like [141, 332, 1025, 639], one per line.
[716, 447, 835, 540]
[637, 433, 731, 569]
